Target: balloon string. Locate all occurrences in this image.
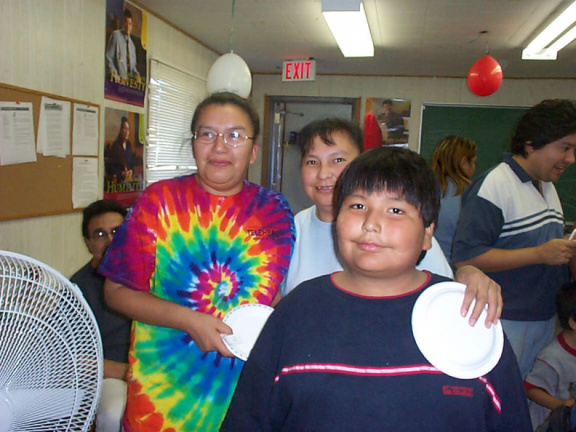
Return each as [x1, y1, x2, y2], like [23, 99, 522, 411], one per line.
[229, 0, 235, 52]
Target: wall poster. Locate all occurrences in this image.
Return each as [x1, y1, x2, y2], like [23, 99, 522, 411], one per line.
[103, 107, 144, 207]
[104, 0, 148, 107]
[364, 98, 411, 149]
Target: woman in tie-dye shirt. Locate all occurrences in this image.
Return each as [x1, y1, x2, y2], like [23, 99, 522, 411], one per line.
[100, 92, 295, 432]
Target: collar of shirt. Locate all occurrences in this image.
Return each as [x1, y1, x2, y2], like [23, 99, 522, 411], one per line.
[503, 152, 540, 190]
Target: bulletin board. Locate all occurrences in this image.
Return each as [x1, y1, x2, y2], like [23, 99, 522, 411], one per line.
[0, 83, 99, 221]
[419, 104, 576, 224]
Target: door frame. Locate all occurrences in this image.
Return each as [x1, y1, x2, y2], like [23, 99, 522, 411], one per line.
[261, 95, 361, 189]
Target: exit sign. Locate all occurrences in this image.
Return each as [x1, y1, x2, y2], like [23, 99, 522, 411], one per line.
[282, 60, 316, 82]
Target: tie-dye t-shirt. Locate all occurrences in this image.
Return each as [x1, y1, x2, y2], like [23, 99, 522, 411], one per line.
[99, 174, 295, 432]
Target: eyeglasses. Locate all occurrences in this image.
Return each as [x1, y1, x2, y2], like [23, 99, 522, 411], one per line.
[193, 128, 255, 148]
[91, 228, 119, 241]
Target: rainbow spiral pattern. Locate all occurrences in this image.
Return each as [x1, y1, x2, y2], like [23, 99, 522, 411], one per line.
[100, 175, 294, 431]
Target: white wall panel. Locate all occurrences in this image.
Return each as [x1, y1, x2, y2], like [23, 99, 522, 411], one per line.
[249, 74, 576, 184]
[0, 0, 217, 277]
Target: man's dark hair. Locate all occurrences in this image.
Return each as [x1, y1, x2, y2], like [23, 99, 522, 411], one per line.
[511, 99, 576, 157]
[190, 92, 260, 141]
[82, 199, 127, 239]
[333, 146, 440, 228]
[123, 8, 132, 19]
[556, 281, 576, 330]
[297, 117, 363, 160]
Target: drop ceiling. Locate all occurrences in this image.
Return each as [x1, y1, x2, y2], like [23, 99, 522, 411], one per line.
[134, 0, 576, 79]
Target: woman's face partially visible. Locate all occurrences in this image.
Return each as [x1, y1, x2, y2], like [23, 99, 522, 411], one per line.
[121, 121, 130, 141]
[460, 154, 477, 179]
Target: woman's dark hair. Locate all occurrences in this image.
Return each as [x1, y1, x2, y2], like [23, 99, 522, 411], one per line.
[333, 146, 440, 228]
[82, 199, 127, 239]
[297, 117, 363, 160]
[556, 282, 576, 330]
[511, 99, 576, 156]
[190, 92, 260, 141]
[115, 116, 129, 144]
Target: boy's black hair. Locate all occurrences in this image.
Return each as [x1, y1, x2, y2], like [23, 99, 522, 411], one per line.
[333, 146, 440, 228]
[556, 281, 576, 330]
[82, 199, 127, 239]
[190, 92, 260, 141]
[511, 99, 576, 157]
[297, 117, 363, 160]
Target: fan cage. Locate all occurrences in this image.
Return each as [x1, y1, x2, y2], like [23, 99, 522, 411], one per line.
[0, 250, 103, 432]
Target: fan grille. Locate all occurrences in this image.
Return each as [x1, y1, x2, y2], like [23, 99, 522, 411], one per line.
[0, 251, 102, 432]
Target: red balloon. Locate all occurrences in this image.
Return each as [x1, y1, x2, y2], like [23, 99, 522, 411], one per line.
[467, 55, 503, 96]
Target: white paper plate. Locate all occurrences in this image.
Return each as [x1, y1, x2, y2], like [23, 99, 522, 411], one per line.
[411, 281, 504, 379]
[221, 304, 274, 361]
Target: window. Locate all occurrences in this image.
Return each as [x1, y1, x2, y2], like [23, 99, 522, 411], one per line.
[146, 59, 207, 185]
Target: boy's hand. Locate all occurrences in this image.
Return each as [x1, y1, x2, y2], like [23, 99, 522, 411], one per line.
[454, 265, 502, 328]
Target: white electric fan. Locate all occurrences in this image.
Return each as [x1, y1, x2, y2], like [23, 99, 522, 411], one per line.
[0, 250, 103, 431]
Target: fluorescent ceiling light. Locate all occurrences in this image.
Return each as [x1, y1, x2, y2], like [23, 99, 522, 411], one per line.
[522, 0, 576, 60]
[322, 0, 374, 57]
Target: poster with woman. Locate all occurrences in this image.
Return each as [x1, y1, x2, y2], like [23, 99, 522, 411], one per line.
[104, 0, 147, 107]
[103, 108, 144, 206]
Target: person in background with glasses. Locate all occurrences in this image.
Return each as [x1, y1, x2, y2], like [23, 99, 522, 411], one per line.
[70, 199, 131, 432]
[99, 92, 295, 432]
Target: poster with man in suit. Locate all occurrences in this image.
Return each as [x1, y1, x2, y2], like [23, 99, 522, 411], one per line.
[364, 97, 411, 147]
[104, 0, 147, 107]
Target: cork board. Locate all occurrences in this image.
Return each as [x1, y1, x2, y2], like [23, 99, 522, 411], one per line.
[0, 83, 99, 221]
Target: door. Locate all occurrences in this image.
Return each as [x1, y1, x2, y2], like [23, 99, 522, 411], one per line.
[264, 96, 359, 214]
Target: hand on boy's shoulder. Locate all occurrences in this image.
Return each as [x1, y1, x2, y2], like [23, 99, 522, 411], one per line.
[454, 265, 502, 328]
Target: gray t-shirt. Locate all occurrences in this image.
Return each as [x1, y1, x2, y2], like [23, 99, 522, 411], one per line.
[525, 333, 576, 430]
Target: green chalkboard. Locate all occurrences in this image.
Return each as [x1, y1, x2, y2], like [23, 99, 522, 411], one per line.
[419, 104, 576, 223]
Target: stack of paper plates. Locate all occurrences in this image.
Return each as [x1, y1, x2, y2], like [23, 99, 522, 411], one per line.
[221, 304, 274, 361]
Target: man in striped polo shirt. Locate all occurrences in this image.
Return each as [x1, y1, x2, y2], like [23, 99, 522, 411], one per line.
[453, 99, 576, 379]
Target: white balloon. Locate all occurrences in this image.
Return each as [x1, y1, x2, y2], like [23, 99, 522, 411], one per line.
[207, 52, 252, 98]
